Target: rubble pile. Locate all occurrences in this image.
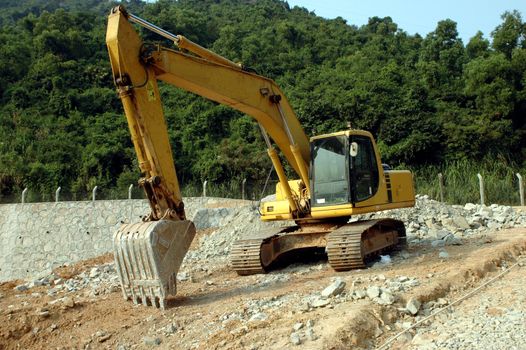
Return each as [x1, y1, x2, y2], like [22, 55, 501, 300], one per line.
[15, 263, 120, 298]
[185, 195, 526, 270]
[360, 194, 526, 245]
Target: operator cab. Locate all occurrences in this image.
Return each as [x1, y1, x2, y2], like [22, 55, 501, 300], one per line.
[310, 130, 380, 207]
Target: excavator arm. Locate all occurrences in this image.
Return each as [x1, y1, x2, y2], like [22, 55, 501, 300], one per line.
[106, 6, 310, 220]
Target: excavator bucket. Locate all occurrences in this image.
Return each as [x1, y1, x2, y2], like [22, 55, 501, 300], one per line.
[113, 219, 196, 309]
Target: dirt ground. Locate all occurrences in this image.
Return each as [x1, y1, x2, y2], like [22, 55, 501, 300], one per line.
[1, 228, 525, 350]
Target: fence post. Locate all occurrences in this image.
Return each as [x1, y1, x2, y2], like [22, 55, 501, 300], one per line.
[92, 186, 98, 201]
[202, 180, 208, 197]
[55, 186, 61, 202]
[242, 178, 247, 200]
[21, 187, 28, 204]
[128, 184, 134, 200]
[438, 173, 444, 203]
[517, 173, 524, 206]
[477, 173, 485, 205]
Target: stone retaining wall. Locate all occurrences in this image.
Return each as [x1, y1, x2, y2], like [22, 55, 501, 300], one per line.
[0, 197, 251, 282]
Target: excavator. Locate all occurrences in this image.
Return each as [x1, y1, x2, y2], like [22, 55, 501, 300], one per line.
[106, 6, 415, 308]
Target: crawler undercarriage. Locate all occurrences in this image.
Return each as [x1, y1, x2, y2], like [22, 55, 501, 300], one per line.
[230, 218, 405, 275]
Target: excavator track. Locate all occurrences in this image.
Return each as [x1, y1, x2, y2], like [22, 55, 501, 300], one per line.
[326, 219, 405, 271]
[326, 229, 366, 270]
[230, 239, 267, 275]
[230, 226, 299, 275]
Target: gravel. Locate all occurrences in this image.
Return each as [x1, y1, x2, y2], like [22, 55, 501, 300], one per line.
[406, 265, 526, 350]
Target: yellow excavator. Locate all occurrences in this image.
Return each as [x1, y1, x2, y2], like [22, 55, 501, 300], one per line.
[106, 6, 415, 308]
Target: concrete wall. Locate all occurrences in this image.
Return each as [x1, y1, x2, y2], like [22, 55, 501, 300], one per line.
[0, 198, 251, 282]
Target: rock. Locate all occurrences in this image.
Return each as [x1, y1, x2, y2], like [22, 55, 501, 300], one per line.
[143, 336, 162, 346]
[290, 332, 302, 345]
[367, 286, 380, 299]
[36, 308, 50, 318]
[404, 278, 420, 288]
[452, 215, 470, 229]
[477, 207, 493, 218]
[352, 290, 366, 300]
[293, 322, 304, 331]
[374, 326, 383, 337]
[89, 267, 100, 278]
[306, 328, 318, 341]
[162, 323, 178, 335]
[311, 298, 330, 308]
[31, 278, 48, 287]
[306, 319, 314, 328]
[412, 333, 433, 347]
[62, 296, 75, 308]
[249, 312, 268, 322]
[177, 272, 189, 281]
[437, 298, 448, 306]
[379, 289, 395, 305]
[398, 276, 409, 282]
[431, 239, 445, 248]
[14, 284, 28, 292]
[443, 234, 462, 246]
[487, 222, 501, 230]
[406, 298, 421, 315]
[321, 278, 346, 298]
[400, 251, 411, 259]
[439, 251, 449, 259]
[464, 203, 477, 211]
[434, 229, 450, 240]
[230, 326, 248, 337]
[425, 219, 438, 229]
[494, 214, 508, 223]
[379, 255, 392, 264]
[298, 303, 310, 312]
[98, 333, 111, 343]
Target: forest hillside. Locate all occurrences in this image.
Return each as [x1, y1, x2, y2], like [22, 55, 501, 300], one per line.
[0, 0, 525, 202]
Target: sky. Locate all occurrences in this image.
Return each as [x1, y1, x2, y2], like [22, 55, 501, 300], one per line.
[286, 0, 526, 43]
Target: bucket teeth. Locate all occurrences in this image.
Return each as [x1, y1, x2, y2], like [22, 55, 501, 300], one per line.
[113, 220, 196, 309]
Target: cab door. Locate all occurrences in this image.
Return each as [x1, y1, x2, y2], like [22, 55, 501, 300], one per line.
[349, 135, 380, 205]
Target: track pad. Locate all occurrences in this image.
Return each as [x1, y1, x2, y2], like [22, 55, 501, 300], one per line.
[113, 220, 196, 308]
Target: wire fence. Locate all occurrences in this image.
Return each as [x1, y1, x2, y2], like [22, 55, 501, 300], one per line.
[1, 172, 524, 206]
[0, 178, 280, 204]
[413, 170, 525, 206]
